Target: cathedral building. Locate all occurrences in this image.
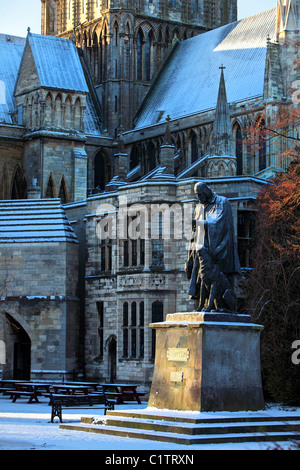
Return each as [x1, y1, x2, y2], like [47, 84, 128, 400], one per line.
[0, 0, 298, 385]
[41, 0, 237, 134]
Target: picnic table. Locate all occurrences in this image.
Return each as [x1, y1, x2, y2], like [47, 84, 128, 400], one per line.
[1, 382, 87, 403]
[21, 382, 52, 393]
[51, 384, 90, 395]
[9, 383, 43, 403]
[99, 383, 145, 404]
[0, 380, 27, 398]
[63, 382, 100, 391]
[0, 379, 27, 389]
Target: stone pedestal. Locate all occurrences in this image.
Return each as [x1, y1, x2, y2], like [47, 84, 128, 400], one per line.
[149, 312, 265, 412]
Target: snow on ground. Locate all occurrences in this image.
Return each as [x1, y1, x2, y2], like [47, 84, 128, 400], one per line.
[0, 394, 299, 451]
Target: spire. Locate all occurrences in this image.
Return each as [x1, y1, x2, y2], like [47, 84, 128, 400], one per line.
[210, 66, 234, 157]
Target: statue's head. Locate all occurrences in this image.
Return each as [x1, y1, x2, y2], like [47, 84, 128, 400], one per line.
[194, 182, 213, 205]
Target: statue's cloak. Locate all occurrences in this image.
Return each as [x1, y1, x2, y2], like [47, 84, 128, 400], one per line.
[186, 193, 241, 299]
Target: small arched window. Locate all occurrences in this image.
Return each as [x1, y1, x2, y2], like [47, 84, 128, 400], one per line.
[45, 174, 55, 198]
[259, 118, 267, 171]
[64, 95, 72, 129]
[45, 93, 52, 126]
[11, 165, 27, 199]
[94, 150, 110, 190]
[74, 97, 81, 130]
[235, 123, 243, 175]
[54, 94, 62, 127]
[58, 177, 67, 204]
[114, 22, 118, 47]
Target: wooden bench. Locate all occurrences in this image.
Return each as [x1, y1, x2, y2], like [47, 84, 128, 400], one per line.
[10, 390, 39, 403]
[49, 393, 116, 423]
[0, 388, 15, 395]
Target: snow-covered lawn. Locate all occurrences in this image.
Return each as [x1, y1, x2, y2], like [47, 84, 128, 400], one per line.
[0, 394, 299, 451]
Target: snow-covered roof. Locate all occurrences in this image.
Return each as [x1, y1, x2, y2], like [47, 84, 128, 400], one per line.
[85, 94, 102, 135]
[0, 199, 78, 243]
[27, 33, 89, 93]
[133, 9, 277, 129]
[0, 34, 25, 123]
[0, 31, 102, 132]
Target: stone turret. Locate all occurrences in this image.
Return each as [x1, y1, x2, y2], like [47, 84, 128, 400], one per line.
[276, 0, 300, 93]
[160, 115, 175, 177]
[207, 67, 236, 178]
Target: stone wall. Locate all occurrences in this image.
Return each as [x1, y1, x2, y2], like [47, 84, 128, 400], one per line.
[0, 240, 80, 379]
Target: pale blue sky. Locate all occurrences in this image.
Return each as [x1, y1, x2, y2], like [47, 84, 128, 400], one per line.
[0, 0, 277, 38]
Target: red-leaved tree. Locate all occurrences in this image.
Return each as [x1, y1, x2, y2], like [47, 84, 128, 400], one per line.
[242, 153, 300, 404]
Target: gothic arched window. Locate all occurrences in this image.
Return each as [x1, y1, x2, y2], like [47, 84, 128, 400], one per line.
[137, 29, 144, 80]
[157, 28, 163, 63]
[259, 118, 267, 171]
[124, 22, 131, 80]
[45, 93, 52, 126]
[92, 32, 99, 81]
[122, 302, 129, 358]
[113, 21, 118, 47]
[54, 94, 62, 128]
[146, 30, 154, 81]
[64, 95, 72, 129]
[74, 97, 81, 130]
[131, 302, 137, 357]
[45, 174, 55, 198]
[11, 165, 27, 199]
[94, 150, 110, 190]
[102, 24, 108, 81]
[139, 301, 144, 357]
[58, 177, 67, 204]
[235, 123, 243, 175]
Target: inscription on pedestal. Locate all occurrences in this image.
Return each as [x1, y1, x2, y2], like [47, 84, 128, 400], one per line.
[170, 372, 184, 382]
[167, 348, 189, 362]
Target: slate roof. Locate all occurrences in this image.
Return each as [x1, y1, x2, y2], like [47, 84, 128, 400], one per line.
[85, 93, 102, 135]
[133, 9, 277, 129]
[0, 34, 26, 123]
[0, 199, 78, 243]
[0, 31, 102, 133]
[27, 33, 89, 93]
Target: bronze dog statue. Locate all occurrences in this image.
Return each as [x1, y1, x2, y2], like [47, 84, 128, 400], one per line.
[196, 246, 236, 313]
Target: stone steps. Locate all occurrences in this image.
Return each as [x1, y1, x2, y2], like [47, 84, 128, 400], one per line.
[59, 409, 300, 446]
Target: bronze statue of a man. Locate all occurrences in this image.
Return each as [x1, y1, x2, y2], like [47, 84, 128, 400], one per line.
[185, 182, 241, 312]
